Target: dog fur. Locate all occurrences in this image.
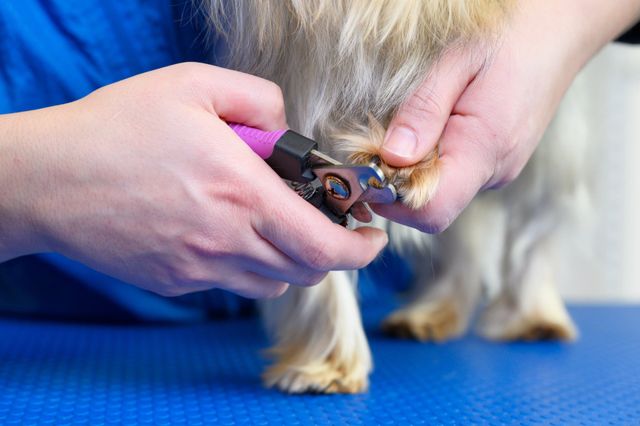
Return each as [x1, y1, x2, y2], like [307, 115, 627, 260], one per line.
[205, 0, 577, 394]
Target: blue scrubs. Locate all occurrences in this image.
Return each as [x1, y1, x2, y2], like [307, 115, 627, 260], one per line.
[0, 0, 410, 322]
[0, 0, 253, 322]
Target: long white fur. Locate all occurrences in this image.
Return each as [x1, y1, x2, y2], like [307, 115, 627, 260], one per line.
[205, 0, 509, 151]
[203, 0, 579, 394]
[261, 271, 371, 392]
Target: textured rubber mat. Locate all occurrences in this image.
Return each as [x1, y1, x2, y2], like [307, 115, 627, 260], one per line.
[0, 305, 639, 425]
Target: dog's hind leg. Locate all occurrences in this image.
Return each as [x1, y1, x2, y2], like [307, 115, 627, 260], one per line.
[476, 172, 578, 341]
[260, 270, 371, 394]
[381, 222, 483, 342]
[477, 236, 577, 342]
[381, 267, 480, 342]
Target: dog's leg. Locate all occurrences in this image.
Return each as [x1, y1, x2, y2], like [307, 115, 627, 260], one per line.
[382, 267, 480, 342]
[475, 146, 578, 342]
[477, 236, 577, 341]
[261, 270, 371, 394]
[475, 181, 577, 341]
[381, 223, 482, 342]
[474, 73, 602, 342]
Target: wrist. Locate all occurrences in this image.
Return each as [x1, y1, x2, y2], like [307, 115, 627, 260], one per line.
[0, 110, 58, 261]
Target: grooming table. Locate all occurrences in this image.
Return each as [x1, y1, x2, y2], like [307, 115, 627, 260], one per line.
[0, 305, 638, 425]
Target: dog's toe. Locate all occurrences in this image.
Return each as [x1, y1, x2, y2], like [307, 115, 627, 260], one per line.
[263, 360, 368, 394]
[516, 321, 576, 341]
[381, 300, 464, 342]
[479, 315, 577, 342]
[477, 294, 578, 342]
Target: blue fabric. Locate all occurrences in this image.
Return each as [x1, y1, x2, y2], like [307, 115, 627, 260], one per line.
[0, 0, 207, 113]
[0, 0, 409, 323]
[0, 0, 256, 322]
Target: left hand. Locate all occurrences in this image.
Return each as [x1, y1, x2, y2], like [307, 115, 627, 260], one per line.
[374, 0, 640, 233]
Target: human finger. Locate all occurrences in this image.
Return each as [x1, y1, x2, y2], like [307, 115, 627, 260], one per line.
[381, 49, 481, 167]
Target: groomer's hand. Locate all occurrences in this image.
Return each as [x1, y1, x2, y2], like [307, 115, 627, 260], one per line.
[0, 63, 387, 298]
[376, 0, 640, 233]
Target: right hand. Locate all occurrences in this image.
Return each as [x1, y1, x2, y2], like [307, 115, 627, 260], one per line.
[0, 63, 388, 298]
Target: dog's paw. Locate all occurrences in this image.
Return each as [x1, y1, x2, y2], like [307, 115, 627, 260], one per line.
[477, 296, 577, 342]
[510, 320, 576, 341]
[263, 357, 369, 394]
[478, 311, 577, 342]
[332, 118, 439, 209]
[260, 272, 372, 394]
[352, 149, 439, 210]
[381, 299, 464, 342]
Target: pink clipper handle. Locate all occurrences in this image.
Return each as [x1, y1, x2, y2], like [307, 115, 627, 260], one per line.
[228, 123, 287, 159]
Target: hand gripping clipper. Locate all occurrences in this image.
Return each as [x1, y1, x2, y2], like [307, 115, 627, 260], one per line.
[228, 123, 397, 225]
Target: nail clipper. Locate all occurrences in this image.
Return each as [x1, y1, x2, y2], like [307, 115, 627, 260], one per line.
[228, 123, 397, 225]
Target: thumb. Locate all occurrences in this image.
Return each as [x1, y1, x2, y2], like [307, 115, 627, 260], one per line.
[381, 49, 479, 167]
[183, 63, 288, 131]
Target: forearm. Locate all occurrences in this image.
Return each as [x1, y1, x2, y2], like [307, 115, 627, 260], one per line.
[504, 0, 640, 133]
[377, 0, 640, 231]
[525, 0, 640, 73]
[0, 110, 53, 261]
[572, 0, 640, 58]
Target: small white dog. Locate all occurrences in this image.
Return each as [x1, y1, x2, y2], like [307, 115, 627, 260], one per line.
[205, 0, 578, 394]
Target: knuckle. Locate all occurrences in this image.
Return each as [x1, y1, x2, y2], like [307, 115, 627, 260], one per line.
[490, 166, 522, 189]
[173, 62, 206, 89]
[155, 285, 188, 298]
[500, 168, 519, 186]
[263, 282, 289, 299]
[264, 80, 284, 102]
[174, 61, 199, 77]
[295, 271, 327, 287]
[302, 240, 336, 271]
[485, 141, 524, 190]
[150, 262, 194, 297]
[504, 165, 523, 183]
[416, 216, 451, 234]
[167, 259, 218, 293]
[263, 81, 286, 120]
[173, 267, 201, 287]
[350, 250, 373, 270]
[186, 232, 236, 261]
[403, 87, 443, 120]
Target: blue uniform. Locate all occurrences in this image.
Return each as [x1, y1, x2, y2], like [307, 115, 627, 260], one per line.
[0, 0, 255, 322]
[0, 0, 410, 322]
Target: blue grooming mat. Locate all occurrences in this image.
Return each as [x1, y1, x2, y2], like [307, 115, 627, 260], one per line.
[0, 305, 638, 425]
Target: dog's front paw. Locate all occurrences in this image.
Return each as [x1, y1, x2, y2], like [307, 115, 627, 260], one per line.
[260, 273, 372, 394]
[381, 299, 465, 342]
[353, 149, 440, 210]
[263, 357, 369, 394]
[333, 118, 440, 209]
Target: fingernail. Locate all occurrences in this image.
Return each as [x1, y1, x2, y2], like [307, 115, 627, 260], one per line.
[383, 126, 418, 158]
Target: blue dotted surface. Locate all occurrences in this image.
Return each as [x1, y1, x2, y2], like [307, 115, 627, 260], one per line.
[0, 305, 639, 425]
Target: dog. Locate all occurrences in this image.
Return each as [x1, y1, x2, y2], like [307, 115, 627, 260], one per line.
[204, 0, 579, 394]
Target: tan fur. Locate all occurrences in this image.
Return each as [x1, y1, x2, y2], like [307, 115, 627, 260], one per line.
[335, 117, 440, 209]
[260, 271, 371, 394]
[382, 299, 462, 342]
